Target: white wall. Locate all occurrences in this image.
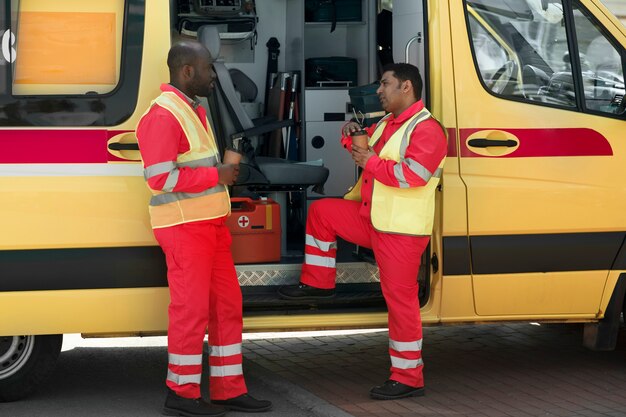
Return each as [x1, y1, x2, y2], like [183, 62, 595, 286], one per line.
[226, 0, 287, 106]
[392, 0, 424, 69]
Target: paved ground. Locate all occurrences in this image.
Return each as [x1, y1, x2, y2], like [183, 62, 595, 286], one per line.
[244, 322, 626, 417]
[0, 334, 342, 417]
[1, 322, 625, 416]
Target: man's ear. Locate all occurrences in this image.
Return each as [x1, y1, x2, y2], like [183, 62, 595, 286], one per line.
[402, 80, 413, 95]
[182, 64, 194, 80]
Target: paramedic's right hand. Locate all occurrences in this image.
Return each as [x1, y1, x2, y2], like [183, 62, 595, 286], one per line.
[342, 122, 362, 137]
[218, 164, 239, 185]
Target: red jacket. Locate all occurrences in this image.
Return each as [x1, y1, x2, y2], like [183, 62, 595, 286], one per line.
[341, 100, 447, 219]
[137, 84, 220, 193]
[136, 84, 224, 223]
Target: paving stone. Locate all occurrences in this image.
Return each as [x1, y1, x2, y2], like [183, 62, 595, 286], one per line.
[243, 323, 626, 416]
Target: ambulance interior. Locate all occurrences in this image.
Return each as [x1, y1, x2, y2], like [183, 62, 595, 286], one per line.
[168, 0, 432, 311]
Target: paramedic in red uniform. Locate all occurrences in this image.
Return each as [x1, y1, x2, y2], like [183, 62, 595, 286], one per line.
[136, 41, 271, 416]
[279, 63, 447, 400]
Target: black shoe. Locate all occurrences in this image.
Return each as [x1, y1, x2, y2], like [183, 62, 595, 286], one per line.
[163, 389, 226, 416]
[277, 283, 335, 300]
[369, 380, 425, 400]
[212, 393, 272, 413]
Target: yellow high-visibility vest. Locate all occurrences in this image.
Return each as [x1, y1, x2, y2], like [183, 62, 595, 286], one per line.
[345, 108, 445, 236]
[138, 91, 230, 229]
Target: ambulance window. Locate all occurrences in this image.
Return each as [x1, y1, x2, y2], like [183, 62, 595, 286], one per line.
[468, 16, 509, 83]
[572, 3, 625, 116]
[11, 0, 125, 96]
[466, 0, 578, 109]
[0, 0, 144, 127]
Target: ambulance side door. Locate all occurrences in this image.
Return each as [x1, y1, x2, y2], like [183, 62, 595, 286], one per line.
[450, 0, 626, 317]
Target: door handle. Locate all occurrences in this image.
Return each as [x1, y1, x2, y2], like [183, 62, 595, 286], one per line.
[465, 130, 520, 156]
[467, 139, 518, 148]
[107, 132, 140, 160]
[108, 142, 139, 151]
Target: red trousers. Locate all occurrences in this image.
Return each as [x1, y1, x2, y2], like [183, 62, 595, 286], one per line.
[301, 199, 429, 388]
[154, 220, 247, 400]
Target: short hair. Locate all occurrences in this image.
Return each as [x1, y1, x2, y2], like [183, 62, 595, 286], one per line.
[167, 41, 211, 73]
[382, 63, 423, 100]
[168, 43, 194, 72]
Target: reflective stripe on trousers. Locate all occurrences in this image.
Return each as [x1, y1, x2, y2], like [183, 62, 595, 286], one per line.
[300, 198, 429, 387]
[167, 353, 203, 386]
[155, 221, 247, 400]
[209, 343, 244, 378]
[389, 338, 424, 374]
[302, 233, 337, 285]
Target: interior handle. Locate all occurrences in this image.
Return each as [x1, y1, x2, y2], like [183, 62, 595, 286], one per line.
[404, 34, 421, 64]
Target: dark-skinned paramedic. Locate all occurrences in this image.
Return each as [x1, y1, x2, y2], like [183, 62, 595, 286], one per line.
[136, 41, 271, 416]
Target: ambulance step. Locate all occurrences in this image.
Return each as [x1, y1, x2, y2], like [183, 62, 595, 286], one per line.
[236, 262, 379, 287]
[242, 284, 385, 311]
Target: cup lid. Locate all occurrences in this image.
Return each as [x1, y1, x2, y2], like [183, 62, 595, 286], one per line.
[350, 130, 368, 136]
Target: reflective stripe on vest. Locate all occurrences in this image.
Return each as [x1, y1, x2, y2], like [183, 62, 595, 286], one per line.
[138, 92, 230, 229]
[344, 108, 446, 236]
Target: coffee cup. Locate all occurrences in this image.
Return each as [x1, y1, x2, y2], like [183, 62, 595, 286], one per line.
[223, 148, 242, 165]
[351, 130, 369, 150]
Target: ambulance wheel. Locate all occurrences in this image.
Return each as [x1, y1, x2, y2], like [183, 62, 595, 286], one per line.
[0, 334, 62, 402]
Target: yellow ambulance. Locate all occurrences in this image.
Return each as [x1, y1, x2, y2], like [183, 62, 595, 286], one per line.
[1, 0, 624, 401]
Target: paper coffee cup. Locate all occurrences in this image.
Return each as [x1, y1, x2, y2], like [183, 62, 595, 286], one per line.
[223, 148, 242, 164]
[351, 130, 369, 150]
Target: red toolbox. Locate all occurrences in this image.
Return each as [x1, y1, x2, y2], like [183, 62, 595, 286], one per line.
[226, 197, 281, 264]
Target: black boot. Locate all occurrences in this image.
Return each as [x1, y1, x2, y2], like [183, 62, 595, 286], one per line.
[162, 389, 226, 416]
[369, 380, 425, 400]
[277, 283, 335, 300]
[212, 393, 272, 413]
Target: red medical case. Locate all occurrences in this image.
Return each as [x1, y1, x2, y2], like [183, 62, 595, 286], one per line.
[226, 197, 281, 264]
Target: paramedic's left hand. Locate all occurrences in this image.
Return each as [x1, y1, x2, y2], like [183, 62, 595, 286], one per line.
[351, 145, 374, 169]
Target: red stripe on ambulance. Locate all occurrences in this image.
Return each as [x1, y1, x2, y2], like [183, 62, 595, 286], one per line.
[459, 128, 613, 158]
[0, 130, 133, 163]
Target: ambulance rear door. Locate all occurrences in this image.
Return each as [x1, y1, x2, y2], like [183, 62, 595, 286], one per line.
[451, 0, 626, 317]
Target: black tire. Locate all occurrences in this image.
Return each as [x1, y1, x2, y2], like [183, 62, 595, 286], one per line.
[0, 334, 62, 402]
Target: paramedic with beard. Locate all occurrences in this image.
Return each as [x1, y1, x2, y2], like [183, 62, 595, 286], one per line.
[279, 63, 447, 400]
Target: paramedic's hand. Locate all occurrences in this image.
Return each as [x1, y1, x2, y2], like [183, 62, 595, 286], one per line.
[342, 122, 362, 137]
[352, 145, 374, 169]
[218, 163, 239, 185]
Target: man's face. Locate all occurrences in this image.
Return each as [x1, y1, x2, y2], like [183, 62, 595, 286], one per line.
[376, 71, 406, 113]
[189, 54, 216, 98]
